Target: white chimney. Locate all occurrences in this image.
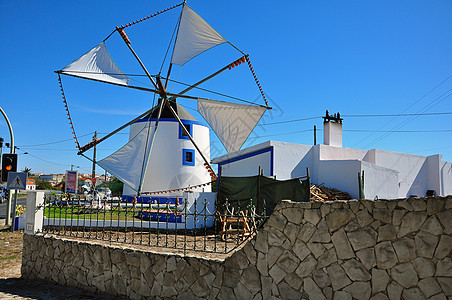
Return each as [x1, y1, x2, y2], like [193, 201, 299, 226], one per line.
[323, 111, 343, 147]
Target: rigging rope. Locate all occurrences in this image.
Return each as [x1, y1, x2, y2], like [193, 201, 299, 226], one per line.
[58, 74, 80, 150]
[119, 3, 184, 29]
[245, 56, 269, 107]
[159, 10, 182, 75]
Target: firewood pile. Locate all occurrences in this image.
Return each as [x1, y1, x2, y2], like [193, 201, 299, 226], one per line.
[310, 184, 352, 201]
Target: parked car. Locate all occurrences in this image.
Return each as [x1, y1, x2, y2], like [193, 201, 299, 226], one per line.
[0, 186, 7, 204]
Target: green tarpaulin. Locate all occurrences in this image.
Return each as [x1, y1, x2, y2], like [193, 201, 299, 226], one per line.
[217, 175, 310, 216]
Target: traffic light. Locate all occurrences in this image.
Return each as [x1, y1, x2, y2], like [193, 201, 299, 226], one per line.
[1, 153, 17, 182]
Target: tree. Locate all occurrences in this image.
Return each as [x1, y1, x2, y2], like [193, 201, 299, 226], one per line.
[21, 167, 32, 177]
[36, 178, 53, 190]
[108, 177, 124, 195]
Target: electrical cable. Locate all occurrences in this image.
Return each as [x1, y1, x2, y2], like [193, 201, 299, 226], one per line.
[353, 74, 452, 148]
[362, 88, 452, 149]
[18, 132, 94, 147]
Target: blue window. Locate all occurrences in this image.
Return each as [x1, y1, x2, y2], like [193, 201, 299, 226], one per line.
[179, 123, 192, 140]
[182, 149, 195, 166]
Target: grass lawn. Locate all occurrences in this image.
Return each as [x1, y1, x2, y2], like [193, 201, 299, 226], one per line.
[44, 206, 137, 221]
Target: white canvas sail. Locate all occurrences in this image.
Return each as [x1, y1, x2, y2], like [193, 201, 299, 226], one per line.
[197, 99, 266, 153]
[97, 124, 154, 192]
[61, 42, 130, 86]
[171, 5, 227, 66]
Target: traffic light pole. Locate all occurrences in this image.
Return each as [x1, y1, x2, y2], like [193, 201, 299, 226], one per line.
[0, 108, 14, 154]
[0, 107, 15, 226]
[10, 189, 18, 232]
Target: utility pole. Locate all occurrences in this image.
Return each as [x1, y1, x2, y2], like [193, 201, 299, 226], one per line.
[314, 125, 317, 145]
[92, 131, 97, 189]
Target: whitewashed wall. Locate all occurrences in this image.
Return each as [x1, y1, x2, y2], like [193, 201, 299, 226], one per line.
[273, 142, 311, 179]
[372, 150, 429, 198]
[123, 120, 211, 196]
[213, 140, 451, 200]
[440, 160, 452, 196]
[361, 161, 399, 200]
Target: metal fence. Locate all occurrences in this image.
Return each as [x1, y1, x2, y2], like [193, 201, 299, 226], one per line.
[41, 193, 267, 254]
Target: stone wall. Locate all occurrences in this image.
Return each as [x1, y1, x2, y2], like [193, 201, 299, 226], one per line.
[22, 196, 452, 299]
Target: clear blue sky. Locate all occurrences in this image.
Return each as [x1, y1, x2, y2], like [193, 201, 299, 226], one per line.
[1, 0, 451, 175]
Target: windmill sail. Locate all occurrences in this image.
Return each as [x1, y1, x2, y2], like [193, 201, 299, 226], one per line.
[60, 42, 130, 86]
[97, 124, 154, 192]
[197, 99, 266, 153]
[171, 5, 227, 66]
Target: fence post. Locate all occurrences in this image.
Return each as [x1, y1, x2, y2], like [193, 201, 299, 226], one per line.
[25, 191, 44, 235]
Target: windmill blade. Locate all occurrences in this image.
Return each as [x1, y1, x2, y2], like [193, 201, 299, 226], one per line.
[198, 98, 267, 153]
[77, 104, 161, 154]
[171, 4, 227, 66]
[97, 124, 156, 192]
[60, 42, 130, 86]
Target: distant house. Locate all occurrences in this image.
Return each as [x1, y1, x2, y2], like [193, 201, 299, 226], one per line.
[39, 174, 65, 186]
[26, 179, 36, 191]
[213, 116, 452, 200]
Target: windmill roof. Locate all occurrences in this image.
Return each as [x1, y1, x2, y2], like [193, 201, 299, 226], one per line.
[139, 100, 197, 122]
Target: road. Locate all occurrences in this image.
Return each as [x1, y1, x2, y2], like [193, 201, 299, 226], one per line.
[0, 196, 26, 219]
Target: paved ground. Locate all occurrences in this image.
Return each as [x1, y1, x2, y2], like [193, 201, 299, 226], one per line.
[0, 278, 126, 300]
[0, 214, 127, 299]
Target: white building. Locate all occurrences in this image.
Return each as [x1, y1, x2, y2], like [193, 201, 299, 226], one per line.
[115, 102, 212, 199]
[213, 117, 452, 200]
[26, 179, 36, 191]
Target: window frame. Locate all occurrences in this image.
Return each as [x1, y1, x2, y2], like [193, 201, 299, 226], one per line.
[179, 123, 192, 140]
[182, 149, 195, 166]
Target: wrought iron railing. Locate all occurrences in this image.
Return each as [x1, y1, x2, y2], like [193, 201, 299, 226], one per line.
[41, 194, 267, 254]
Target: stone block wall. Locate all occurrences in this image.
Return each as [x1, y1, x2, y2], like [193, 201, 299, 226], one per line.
[22, 196, 452, 299]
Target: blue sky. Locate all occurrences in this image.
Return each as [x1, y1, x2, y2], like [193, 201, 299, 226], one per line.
[1, 0, 451, 175]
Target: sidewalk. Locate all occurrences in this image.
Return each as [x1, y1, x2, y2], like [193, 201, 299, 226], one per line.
[0, 218, 127, 300]
[0, 278, 126, 300]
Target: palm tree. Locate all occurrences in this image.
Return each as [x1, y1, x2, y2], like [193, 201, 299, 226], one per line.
[21, 167, 32, 177]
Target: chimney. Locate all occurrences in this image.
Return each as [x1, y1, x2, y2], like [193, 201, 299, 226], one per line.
[323, 110, 343, 147]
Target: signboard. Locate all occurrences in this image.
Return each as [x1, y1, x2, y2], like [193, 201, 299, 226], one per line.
[7, 172, 27, 190]
[65, 170, 78, 194]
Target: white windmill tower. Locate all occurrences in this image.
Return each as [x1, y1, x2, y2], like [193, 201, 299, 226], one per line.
[103, 101, 212, 201]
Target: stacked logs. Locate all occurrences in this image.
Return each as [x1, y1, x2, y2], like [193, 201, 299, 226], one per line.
[310, 184, 352, 202]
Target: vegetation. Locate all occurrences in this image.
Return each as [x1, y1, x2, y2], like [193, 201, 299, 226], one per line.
[108, 177, 124, 195]
[35, 178, 53, 190]
[21, 167, 32, 177]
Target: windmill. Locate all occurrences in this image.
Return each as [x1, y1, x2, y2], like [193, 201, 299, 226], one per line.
[56, 2, 271, 200]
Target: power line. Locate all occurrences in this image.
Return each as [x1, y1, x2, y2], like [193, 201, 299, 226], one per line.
[343, 112, 452, 117]
[354, 74, 452, 148]
[260, 116, 320, 126]
[362, 88, 452, 149]
[344, 129, 452, 133]
[251, 129, 313, 138]
[258, 111, 452, 126]
[18, 151, 69, 167]
[19, 132, 94, 147]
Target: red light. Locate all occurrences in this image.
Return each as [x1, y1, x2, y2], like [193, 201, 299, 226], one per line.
[6, 166, 12, 171]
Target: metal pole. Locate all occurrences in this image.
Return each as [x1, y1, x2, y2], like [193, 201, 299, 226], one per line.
[10, 190, 18, 232]
[92, 131, 97, 188]
[0, 107, 14, 226]
[137, 100, 165, 195]
[0, 107, 14, 154]
[116, 27, 159, 91]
